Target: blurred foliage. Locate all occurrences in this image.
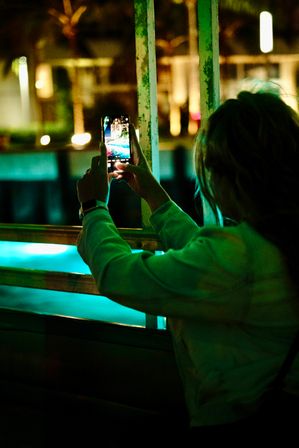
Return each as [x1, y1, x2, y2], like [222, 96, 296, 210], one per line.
[0, 0, 50, 74]
[0, 0, 298, 143]
[0, 125, 71, 147]
[0, 0, 298, 70]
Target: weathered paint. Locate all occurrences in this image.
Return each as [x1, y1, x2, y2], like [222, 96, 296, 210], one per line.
[197, 0, 220, 126]
[134, 0, 160, 238]
[134, 0, 159, 178]
[197, 0, 221, 226]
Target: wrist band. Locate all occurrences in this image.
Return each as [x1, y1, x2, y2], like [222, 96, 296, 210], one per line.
[79, 199, 108, 220]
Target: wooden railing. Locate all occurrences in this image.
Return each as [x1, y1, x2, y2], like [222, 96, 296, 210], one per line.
[0, 223, 161, 250]
[0, 223, 162, 328]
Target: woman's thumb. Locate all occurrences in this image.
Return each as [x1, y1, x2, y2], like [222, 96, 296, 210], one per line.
[115, 162, 139, 174]
[124, 163, 140, 173]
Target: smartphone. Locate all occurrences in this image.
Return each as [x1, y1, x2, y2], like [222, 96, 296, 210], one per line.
[101, 114, 132, 172]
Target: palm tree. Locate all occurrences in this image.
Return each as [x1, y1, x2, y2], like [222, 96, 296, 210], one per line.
[48, 0, 87, 136]
[0, 0, 297, 138]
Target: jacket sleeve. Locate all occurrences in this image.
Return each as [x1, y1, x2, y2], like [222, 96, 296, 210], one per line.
[150, 200, 201, 250]
[77, 205, 248, 321]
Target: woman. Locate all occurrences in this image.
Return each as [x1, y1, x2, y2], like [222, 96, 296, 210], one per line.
[77, 91, 299, 443]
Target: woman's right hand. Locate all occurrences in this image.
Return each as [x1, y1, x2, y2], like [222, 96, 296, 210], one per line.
[113, 124, 170, 212]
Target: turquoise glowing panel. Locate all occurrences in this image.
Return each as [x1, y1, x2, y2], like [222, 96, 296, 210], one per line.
[0, 241, 89, 273]
[0, 241, 167, 329]
[0, 285, 146, 327]
[0, 153, 58, 181]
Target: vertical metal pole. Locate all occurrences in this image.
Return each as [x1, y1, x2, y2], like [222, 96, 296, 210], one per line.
[134, 0, 159, 180]
[186, 0, 200, 135]
[197, 0, 220, 126]
[197, 0, 221, 225]
[134, 0, 159, 329]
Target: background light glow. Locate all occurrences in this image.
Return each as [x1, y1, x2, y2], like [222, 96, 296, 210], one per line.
[260, 11, 273, 53]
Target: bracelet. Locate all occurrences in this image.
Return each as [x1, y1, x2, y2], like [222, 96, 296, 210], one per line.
[79, 200, 108, 220]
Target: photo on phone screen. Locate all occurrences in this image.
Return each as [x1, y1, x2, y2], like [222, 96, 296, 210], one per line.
[101, 115, 131, 171]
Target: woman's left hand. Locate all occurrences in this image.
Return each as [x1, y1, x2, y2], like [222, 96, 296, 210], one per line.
[76, 142, 112, 204]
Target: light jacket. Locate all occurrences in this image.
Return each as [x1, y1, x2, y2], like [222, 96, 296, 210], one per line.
[77, 200, 299, 426]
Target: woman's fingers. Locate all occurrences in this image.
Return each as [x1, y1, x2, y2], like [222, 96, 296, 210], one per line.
[99, 141, 107, 168]
[129, 124, 139, 147]
[114, 162, 140, 176]
[107, 172, 114, 183]
[91, 155, 100, 171]
[130, 124, 146, 165]
[89, 142, 107, 174]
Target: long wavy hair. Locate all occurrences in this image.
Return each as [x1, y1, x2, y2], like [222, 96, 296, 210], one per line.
[195, 90, 299, 288]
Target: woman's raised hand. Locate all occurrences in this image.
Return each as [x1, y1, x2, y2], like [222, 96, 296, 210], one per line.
[113, 124, 170, 212]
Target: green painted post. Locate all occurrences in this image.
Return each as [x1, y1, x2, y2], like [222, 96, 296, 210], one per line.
[197, 0, 220, 127]
[197, 0, 221, 226]
[134, 0, 160, 215]
[134, 0, 159, 329]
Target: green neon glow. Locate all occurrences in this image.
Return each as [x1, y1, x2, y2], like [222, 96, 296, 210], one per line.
[0, 242, 167, 330]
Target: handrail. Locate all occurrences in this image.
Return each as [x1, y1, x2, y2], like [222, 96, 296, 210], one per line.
[0, 223, 162, 329]
[0, 266, 98, 295]
[0, 223, 161, 251]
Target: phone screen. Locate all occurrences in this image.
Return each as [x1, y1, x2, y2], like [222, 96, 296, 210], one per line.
[102, 115, 131, 171]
